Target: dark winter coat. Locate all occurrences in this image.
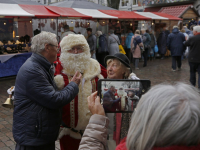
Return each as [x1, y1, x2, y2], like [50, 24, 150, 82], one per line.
[185, 34, 200, 63]
[125, 32, 134, 49]
[149, 33, 157, 48]
[13, 53, 79, 146]
[142, 32, 151, 50]
[98, 34, 108, 53]
[167, 28, 186, 56]
[157, 31, 167, 55]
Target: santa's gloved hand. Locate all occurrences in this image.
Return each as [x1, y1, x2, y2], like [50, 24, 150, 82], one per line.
[128, 73, 140, 80]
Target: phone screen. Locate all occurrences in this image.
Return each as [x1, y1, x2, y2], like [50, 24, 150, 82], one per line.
[98, 79, 151, 113]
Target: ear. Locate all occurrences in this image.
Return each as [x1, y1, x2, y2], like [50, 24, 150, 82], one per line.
[44, 44, 50, 53]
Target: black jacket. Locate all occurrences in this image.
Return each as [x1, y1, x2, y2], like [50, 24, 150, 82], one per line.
[13, 53, 79, 146]
[167, 28, 185, 56]
[185, 34, 200, 63]
[98, 34, 108, 53]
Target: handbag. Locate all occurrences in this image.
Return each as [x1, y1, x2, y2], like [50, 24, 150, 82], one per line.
[154, 45, 158, 53]
[111, 36, 126, 55]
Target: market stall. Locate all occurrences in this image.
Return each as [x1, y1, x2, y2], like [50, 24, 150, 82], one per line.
[0, 1, 181, 78]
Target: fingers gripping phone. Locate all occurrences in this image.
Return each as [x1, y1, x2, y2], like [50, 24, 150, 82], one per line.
[98, 79, 151, 113]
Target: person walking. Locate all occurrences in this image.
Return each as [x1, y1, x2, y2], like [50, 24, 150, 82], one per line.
[107, 29, 120, 56]
[131, 30, 143, 69]
[149, 30, 157, 60]
[61, 25, 75, 40]
[125, 30, 134, 60]
[86, 28, 97, 59]
[141, 29, 151, 67]
[167, 26, 185, 71]
[96, 31, 108, 67]
[185, 26, 200, 89]
[157, 26, 167, 59]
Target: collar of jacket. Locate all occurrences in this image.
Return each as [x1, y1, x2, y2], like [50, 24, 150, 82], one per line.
[32, 52, 52, 71]
[116, 139, 200, 150]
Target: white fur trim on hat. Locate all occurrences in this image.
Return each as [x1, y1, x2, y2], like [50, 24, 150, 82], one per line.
[60, 34, 90, 53]
[54, 75, 65, 90]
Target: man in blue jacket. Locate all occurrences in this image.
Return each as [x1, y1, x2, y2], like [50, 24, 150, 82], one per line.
[13, 31, 81, 150]
[125, 30, 134, 61]
[167, 26, 185, 71]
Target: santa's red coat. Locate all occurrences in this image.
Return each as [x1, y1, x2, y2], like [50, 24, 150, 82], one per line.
[54, 59, 107, 150]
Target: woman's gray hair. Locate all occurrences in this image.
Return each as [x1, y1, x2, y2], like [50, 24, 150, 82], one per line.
[127, 83, 200, 150]
[31, 31, 57, 54]
[108, 29, 114, 34]
[106, 58, 130, 78]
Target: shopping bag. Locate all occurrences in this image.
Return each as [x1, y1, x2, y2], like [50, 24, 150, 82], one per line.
[119, 44, 126, 55]
[154, 45, 158, 53]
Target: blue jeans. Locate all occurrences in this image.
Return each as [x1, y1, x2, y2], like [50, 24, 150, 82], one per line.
[189, 62, 200, 88]
[172, 56, 182, 70]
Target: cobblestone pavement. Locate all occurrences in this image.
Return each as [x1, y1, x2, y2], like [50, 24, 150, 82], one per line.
[0, 57, 193, 150]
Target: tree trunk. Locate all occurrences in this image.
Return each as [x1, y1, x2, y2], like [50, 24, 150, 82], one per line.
[107, 0, 120, 10]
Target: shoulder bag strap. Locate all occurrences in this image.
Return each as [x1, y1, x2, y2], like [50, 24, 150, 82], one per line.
[110, 35, 120, 45]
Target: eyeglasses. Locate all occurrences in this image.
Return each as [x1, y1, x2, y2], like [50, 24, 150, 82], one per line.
[69, 46, 83, 53]
[49, 44, 59, 52]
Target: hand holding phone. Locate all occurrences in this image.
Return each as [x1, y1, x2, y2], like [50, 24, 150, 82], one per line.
[87, 91, 105, 116]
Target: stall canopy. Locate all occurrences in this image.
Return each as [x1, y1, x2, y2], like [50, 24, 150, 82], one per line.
[0, 3, 34, 17]
[0, 2, 181, 20]
[73, 8, 117, 19]
[19, 5, 60, 18]
[99, 10, 151, 20]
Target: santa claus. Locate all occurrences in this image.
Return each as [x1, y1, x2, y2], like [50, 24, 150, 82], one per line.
[116, 87, 127, 111]
[54, 34, 107, 150]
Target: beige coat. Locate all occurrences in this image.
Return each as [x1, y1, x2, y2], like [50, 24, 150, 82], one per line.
[78, 114, 109, 150]
[131, 34, 143, 58]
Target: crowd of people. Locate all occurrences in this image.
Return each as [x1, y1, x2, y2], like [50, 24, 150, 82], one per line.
[12, 22, 200, 150]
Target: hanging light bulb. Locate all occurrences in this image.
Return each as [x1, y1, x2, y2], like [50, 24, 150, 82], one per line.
[71, 21, 73, 23]
[130, 23, 132, 26]
[103, 21, 105, 24]
[87, 22, 90, 25]
[51, 19, 54, 21]
[152, 22, 154, 25]
[142, 24, 144, 26]
[30, 20, 32, 23]
[117, 20, 119, 23]
[4, 22, 6, 25]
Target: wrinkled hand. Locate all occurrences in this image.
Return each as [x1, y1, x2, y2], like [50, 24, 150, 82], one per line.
[71, 71, 82, 86]
[87, 91, 105, 116]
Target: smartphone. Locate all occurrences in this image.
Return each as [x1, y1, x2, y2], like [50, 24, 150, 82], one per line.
[98, 79, 151, 113]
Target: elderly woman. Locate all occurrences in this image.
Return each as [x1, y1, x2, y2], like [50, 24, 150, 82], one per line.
[131, 30, 143, 69]
[107, 29, 120, 56]
[79, 83, 200, 150]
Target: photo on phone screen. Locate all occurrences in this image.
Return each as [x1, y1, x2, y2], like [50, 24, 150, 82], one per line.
[98, 79, 151, 113]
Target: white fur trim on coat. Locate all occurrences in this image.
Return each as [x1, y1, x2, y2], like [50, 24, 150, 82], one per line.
[54, 75, 65, 90]
[58, 128, 81, 140]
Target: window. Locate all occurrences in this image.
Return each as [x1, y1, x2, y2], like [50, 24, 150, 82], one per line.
[132, 0, 137, 5]
[121, 0, 129, 6]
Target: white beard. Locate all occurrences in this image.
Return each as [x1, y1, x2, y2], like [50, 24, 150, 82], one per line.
[117, 90, 124, 97]
[60, 51, 90, 75]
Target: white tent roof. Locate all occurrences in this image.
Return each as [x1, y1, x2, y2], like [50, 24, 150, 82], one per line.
[74, 8, 117, 19]
[0, 3, 34, 16]
[135, 12, 168, 20]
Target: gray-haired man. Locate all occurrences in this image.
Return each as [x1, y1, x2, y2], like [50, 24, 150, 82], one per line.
[13, 31, 81, 150]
